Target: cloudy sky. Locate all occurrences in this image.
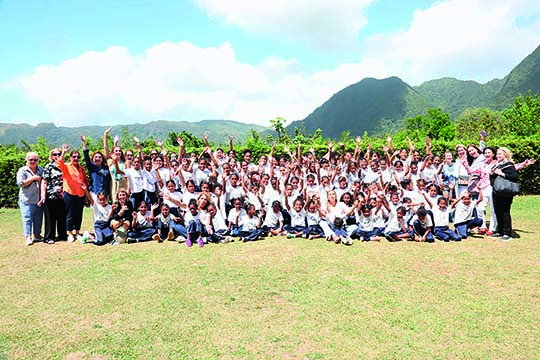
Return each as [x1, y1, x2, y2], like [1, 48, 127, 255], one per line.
[0, 0, 539, 128]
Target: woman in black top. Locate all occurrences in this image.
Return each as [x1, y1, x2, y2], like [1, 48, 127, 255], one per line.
[490, 147, 519, 241]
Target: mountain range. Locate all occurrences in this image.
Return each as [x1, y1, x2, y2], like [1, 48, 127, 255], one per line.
[288, 44, 540, 138]
[0, 120, 267, 147]
[1, 44, 539, 145]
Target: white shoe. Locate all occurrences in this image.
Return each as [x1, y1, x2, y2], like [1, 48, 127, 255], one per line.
[25, 237, 34, 246]
[67, 234, 75, 242]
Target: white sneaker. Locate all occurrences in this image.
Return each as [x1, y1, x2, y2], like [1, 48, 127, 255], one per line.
[501, 235, 513, 241]
[25, 237, 34, 246]
[67, 234, 75, 242]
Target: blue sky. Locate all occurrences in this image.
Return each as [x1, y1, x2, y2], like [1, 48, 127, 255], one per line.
[0, 0, 539, 127]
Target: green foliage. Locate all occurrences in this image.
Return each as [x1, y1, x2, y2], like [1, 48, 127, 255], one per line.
[269, 116, 290, 144]
[502, 92, 540, 138]
[455, 108, 507, 142]
[406, 108, 456, 141]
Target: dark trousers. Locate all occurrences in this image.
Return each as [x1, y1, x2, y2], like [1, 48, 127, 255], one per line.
[44, 198, 67, 240]
[64, 193, 85, 232]
[493, 195, 513, 237]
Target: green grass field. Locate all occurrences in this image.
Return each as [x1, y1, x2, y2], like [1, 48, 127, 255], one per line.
[1, 196, 539, 359]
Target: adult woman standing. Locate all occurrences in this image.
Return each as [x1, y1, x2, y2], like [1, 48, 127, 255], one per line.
[58, 145, 89, 242]
[104, 128, 127, 201]
[490, 147, 519, 241]
[41, 148, 67, 244]
[454, 144, 471, 197]
[17, 152, 44, 245]
[80, 134, 111, 197]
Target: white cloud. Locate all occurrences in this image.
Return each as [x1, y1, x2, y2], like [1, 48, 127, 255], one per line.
[11, 0, 540, 128]
[18, 41, 363, 126]
[359, 0, 540, 84]
[195, 0, 373, 49]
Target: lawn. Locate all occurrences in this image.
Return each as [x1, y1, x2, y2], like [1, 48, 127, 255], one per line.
[1, 196, 539, 359]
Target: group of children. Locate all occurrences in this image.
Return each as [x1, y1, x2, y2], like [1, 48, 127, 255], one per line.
[76, 133, 507, 248]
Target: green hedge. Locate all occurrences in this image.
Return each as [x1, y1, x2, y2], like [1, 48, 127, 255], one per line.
[2, 136, 538, 208]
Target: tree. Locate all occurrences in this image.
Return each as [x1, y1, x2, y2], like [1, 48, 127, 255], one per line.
[406, 108, 455, 141]
[269, 116, 289, 144]
[503, 91, 540, 138]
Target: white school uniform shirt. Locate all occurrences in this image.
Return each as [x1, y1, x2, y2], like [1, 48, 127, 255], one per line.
[227, 208, 246, 225]
[240, 214, 259, 231]
[305, 211, 321, 226]
[385, 212, 402, 233]
[289, 208, 306, 227]
[163, 189, 182, 209]
[154, 167, 170, 190]
[210, 212, 227, 231]
[421, 166, 438, 184]
[226, 184, 245, 204]
[262, 186, 280, 208]
[432, 206, 451, 227]
[193, 167, 210, 186]
[410, 214, 433, 230]
[156, 213, 175, 227]
[142, 169, 158, 192]
[124, 168, 144, 193]
[90, 193, 111, 222]
[305, 184, 320, 199]
[356, 212, 380, 231]
[135, 212, 154, 229]
[363, 170, 379, 184]
[453, 201, 477, 223]
[246, 192, 263, 211]
[263, 210, 283, 228]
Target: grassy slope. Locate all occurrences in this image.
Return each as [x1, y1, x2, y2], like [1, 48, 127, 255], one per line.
[1, 197, 539, 359]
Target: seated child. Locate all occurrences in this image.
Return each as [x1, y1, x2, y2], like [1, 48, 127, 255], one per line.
[354, 204, 384, 242]
[127, 201, 158, 243]
[84, 187, 114, 246]
[184, 198, 206, 247]
[409, 206, 435, 243]
[384, 206, 412, 241]
[283, 197, 307, 238]
[153, 203, 182, 242]
[302, 197, 325, 240]
[432, 197, 461, 242]
[262, 200, 285, 237]
[237, 203, 265, 242]
[204, 202, 232, 243]
[451, 191, 483, 239]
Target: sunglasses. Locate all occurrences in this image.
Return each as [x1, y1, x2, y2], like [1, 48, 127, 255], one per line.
[72, 155, 81, 159]
[28, 159, 38, 162]
[52, 153, 61, 156]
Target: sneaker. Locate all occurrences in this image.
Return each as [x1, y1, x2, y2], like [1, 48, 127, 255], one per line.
[167, 231, 174, 241]
[477, 228, 488, 235]
[177, 236, 186, 243]
[67, 234, 75, 242]
[152, 234, 161, 242]
[110, 240, 119, 246]
[501, 235, 513, 241]
[287, 234, 296, 239]
[25, 237, 34, 246]
[224, 236, 234, 243]
[80, 232, 90, 244]
[127, 237, 137, 244]
[372, 236, 381, 242]
[326, 236, 332, 241]
[76, 234, 83, 242]
[186, 238, 193, 247]
[307, 234, 313, 240]
[334, 236, 341, 244]
[46, 239, 55, 245]
[489, 233, 503, 238]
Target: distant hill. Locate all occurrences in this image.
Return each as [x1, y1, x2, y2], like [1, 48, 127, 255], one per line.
[414, 77, 506, 118]
[286, 44, 540, 137]
[493, 44, 540, 108]
[0, 120, 267, 147]
[287, 76, 431, 138]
